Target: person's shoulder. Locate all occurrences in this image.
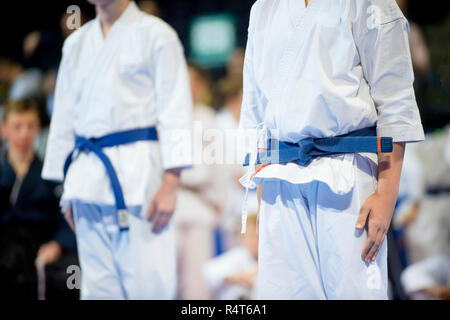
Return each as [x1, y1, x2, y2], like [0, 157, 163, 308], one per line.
[248, 0, 275, 31]
[250, 0, 270, 18]
[136, 13, 180, 46]
[351, 0, 407, 40]
[355, 0, 405, 24]
[251, 0, 271, 11]
[62, 19, 97, 55]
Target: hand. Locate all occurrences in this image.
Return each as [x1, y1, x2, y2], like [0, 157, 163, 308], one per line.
[36, 240, 62, 265]
[401, 201, 420, 226]
[356, 142, 405, 263]
[146, 169, 181, 233]
[356, 191, 396, 262]
[64, 205, 75, 232]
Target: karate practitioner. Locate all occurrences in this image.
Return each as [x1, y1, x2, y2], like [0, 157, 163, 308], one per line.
[42, 0, 192, 299]
[239, 0, 424, 299]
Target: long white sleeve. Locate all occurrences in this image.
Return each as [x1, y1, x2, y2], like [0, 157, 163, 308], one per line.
[153, 37, 193, 170]
[355, 1, 425, 143]
[238, 2, 268, 156]
[41, 40, 75, 182]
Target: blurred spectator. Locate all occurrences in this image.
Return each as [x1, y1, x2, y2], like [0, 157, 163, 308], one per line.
[202, 213, 258, 300]
[394, 130, 450, 264]
[173, 63, 222, 300]
[0, 56, 43, 102]
[401, 252, 450, 300]
[0, 99, 77, 300]
[1, 55, 49, 160]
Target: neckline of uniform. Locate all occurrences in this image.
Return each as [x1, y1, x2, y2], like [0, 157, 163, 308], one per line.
[288, 0, 319, 30]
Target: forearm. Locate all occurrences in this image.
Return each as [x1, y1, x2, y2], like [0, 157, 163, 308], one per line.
[162, 168, 182, 189]
[376, 142, 406, 203]
[146, 168, 183, 233]
[357, 142, 406, 261]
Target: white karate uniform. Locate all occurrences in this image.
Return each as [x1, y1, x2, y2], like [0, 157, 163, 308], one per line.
[394, 131, 450, 264]
[240, 0, 424, 299]
[215, 109, 246, 224]
[203, 246, 258, 300]
[401, 254, 450, 299]
[42, 2, 192, 299]
[215, 109, 260, 250]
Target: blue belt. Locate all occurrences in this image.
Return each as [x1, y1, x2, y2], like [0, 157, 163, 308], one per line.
[63, 127, 158, 230]
[243, 126, 393, 166]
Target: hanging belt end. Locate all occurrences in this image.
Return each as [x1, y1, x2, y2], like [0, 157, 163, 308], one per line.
[118, 209, 130, 231]
[379, 137, 393, 153]
[241, 210, 248, 235]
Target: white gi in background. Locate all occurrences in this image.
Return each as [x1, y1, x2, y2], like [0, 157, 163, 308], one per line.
[240, 0, 424, 299]
[401, 253, 450, 300]
[203, 246, 258, 300]
[394, 131, 450, 264]
[173, 103, 220, 300]
[215, 109, 258, 249]
[42, 2, 192, 299]
[216, 109, 246, 224]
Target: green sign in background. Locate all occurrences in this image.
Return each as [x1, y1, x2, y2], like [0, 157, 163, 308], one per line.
[189, 13, 237, 69]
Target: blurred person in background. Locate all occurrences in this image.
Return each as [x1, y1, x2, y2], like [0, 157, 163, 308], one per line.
[0, 57, 25, 152]
[400, 230, 450, 300]
[42, 0, 192, 299]
[0, 99, 77, 300]
[395, 0, 431, 77]
[394, 129, 450, 264]
[215, 74, 257, 250]
[3, 26, 63, 161]
[203, 213, 258, 300]
[389, 2, 449, 300]
[173, 63, 221, 300]
[10, 25, 62, 103]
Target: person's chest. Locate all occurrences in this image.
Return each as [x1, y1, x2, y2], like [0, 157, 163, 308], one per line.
[252, 0, 358, 96]
[70, 23, 155, 109]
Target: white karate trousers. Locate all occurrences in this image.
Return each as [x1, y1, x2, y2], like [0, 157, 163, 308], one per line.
[71, 200, 177, 300]
[257, 154, 388, 299]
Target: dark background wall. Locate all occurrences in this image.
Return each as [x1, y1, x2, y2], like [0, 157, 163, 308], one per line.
[0, 0, 256, 59]
[0, 0, 448, 58]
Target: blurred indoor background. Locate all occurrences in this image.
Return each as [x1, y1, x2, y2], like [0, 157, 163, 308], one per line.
[0, 0, 449, 300]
